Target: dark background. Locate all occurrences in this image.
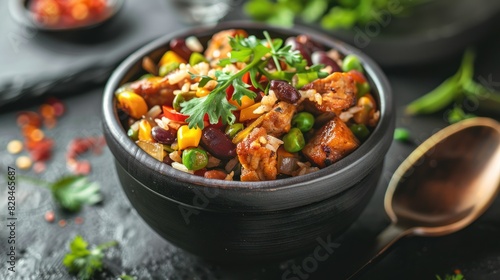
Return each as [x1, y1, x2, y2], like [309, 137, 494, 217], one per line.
[1, 0, 500, 279]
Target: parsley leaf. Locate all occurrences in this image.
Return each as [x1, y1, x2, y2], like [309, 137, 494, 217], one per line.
[63, 235, 118, 280]
[180, 32, 324, 129]
[232, 78, 257, 106]
[51, 176, 102, 212]
[17, 174, 102, 212]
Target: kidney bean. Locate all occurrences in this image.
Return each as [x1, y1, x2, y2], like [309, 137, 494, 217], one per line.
[204, 169, 227, 180]
[297, 35, 324, 52]
[152, 126, 176, 145]
[169, 38, 192, 61]
[312, 51, 341, 72]
[200, 127, 236, 159]
[285, 37, 312, 65]
[270, 80, 300, 104]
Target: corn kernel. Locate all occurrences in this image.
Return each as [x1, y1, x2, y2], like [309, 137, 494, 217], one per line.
[159, 51, 187, 66]
[138, 119, 154, 142]
[196, 88, 211, 97]
[117, 91, 148, 119]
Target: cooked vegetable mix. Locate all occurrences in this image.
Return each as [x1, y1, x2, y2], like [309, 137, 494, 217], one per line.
[116, 29, 380, 181]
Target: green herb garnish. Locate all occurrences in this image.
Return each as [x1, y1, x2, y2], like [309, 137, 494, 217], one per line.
[180, 31, 325, 129]
[63, 235, 118, 280]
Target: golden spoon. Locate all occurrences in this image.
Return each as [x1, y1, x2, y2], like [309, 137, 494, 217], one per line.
[349, 117, 500, 279]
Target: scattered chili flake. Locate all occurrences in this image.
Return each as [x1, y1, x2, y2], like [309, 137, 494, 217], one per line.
[29, 128, 45, 142]
[51, 101, 65, 117]
[44, 210, 55, 223]
[26, 138, 54, 162]
[33, 161, 47, 173]
[40, 104, 55, 119]
[7, 140, 23, 154]
[74, 217, 84, 225]
[66, 136, 106, 175]
[16, 156, 32, 170]
[17, 111, 42, 128]
[43, 117, 57, 129]
[58, 219, 67, 228]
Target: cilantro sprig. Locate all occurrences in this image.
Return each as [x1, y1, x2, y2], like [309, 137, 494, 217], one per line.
[63, 235, 118, 280]
[180, 31, 325, 129]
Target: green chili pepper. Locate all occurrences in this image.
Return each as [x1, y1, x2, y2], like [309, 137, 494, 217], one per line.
[283, 128, 305, 153]
[446, 106, 475, 124]
[225, 123, 244, 138]
[292, 112, 315, 132]
[182, 148, 208, 171]
[159, 61, 180, 77]
[173, 92, 196, 112]
[295, 72, 321, 88]
[127, 127, 138, 141]
[350, 124, 370, 141]
[405, 49, 475, 115]
[189, 52, 208, 66]
[342, 54, 363, 73]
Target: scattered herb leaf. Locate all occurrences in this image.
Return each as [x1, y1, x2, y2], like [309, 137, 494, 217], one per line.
[63, 235, 118, 280]
[51, 176, 103, 212]
[18, 174, 102, 212]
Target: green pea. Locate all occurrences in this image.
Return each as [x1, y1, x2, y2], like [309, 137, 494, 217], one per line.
[139, 73, 154, 80]
[394, 128, 411, 142]
[356, 82, 370, 97]
[127, 127, 138, 141]
[159, 61, 180, 76]
[342, 54, 363, 73]
[182, 148, 208, 171]
[350, 124, 370, 141]
[189, 52, 208, 66]
[225, 123, 244, 138]
[292, 112, 315, 132]
[283, 128, 305, 153]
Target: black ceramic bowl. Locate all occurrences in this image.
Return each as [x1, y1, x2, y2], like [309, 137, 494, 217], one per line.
[102, 22, 394, 262]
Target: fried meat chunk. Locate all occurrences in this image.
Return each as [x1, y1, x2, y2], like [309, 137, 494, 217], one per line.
[302, 116, 359, 168]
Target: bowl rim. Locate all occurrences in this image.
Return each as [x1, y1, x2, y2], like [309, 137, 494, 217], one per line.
[103, 21, 394, 196]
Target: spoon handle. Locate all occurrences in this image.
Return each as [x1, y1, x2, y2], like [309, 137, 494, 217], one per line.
[346, 223, 411, 279]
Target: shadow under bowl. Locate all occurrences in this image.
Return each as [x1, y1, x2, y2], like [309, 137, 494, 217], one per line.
[102, 22, 394, 262]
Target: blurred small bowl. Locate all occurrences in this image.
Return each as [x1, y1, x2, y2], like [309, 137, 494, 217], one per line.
[102, 22, 394, 262]
[9, 0, 124, 32]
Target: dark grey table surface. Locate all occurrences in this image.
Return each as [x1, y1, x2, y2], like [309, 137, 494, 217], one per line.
[1, 1, 500, 279]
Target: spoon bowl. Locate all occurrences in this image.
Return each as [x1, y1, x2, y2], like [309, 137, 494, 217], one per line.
[349, 117, 500, 279]
[387, 117, 500, 236]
